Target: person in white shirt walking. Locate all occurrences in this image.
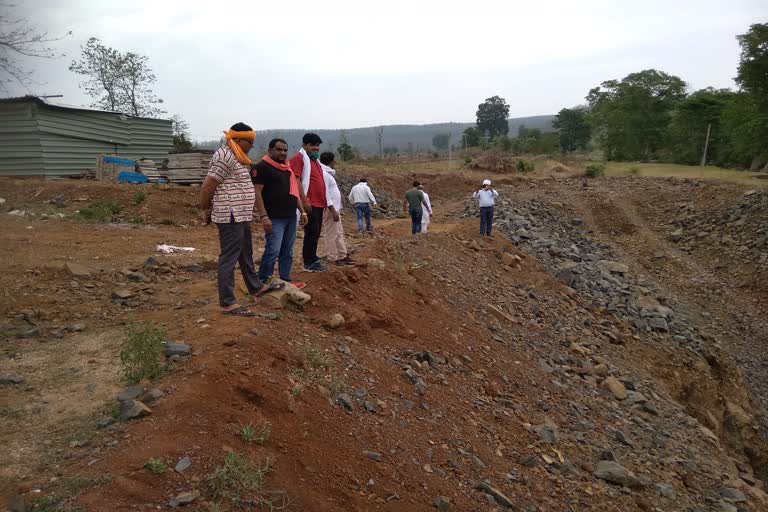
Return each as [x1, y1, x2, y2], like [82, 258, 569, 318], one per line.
[348, 178, 378, 235]
[419, 183, 432, 233]
[472, 179, 499, 236]
[319, 152, 353, 265]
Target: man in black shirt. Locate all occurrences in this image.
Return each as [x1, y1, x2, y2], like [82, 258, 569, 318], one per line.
[252, 138, 308, 288]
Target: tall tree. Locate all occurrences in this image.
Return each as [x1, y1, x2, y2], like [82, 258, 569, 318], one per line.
[553, 107, 591, 153]
[0, 4, 70, 92]
[432, 133, 450, 150]
[462, 127, 481, 147]
[171, 114, 193, 151]
[666, 88, 734, 166]
[476, 95, 510, 139]
[587, 69, 687, 161]
[69, 37, 164, 117]
[733, 23, 768, 169]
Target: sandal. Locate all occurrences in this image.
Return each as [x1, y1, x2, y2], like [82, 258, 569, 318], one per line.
[253, 282, 285, 297]
[221, 306, 256, 316]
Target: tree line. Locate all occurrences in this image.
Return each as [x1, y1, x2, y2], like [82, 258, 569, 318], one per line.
[465, 23, 768, 170]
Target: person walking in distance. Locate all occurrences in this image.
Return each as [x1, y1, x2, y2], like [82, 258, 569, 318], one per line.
[473, 179, 498, 237]
[251, 138, 308, 289]
[403, 180, 432, 235]
[319, 152, 353, 265]
[348, 178, 377, 235]
[289, 133, 327, 272]
[199, 122, 259, 316]
[419, 183, 432, 234]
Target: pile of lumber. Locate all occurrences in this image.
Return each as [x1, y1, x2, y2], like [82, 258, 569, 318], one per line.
[162, 151, 215, 185]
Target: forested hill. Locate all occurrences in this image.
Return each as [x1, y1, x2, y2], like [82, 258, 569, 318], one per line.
[196, 115, 555, 154]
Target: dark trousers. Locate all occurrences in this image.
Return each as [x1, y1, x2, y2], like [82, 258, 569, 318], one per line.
[302, 206, 325, 266]
[480, 206, 494, 236]
[409, 207, 423, 235]
[259, 216, 297, 282]
[354, 203, 372, 232]
[217, 220, 260, 307]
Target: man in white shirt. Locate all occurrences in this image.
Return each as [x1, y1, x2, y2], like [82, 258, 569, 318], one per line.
[320, 152, 353, 265]
[348, 178, 378, 235]
[418, 184, 432, 233]
[472, 179, 499, 237]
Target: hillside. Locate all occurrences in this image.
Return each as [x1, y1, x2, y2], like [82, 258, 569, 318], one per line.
[1, 166, 767, 511]
[197, 115, 555, 155]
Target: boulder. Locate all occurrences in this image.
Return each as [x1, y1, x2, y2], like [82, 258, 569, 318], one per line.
[600, 376, 627, 400]
[594, 460, 642, 488]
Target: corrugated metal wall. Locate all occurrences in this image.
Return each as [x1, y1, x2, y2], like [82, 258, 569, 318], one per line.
[0, 99, 172, 177]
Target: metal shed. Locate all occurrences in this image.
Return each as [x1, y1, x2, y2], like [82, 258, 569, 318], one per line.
[0, 96, 172, 177]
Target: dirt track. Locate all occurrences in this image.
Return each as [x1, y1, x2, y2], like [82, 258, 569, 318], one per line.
[1, 171, 767, 511]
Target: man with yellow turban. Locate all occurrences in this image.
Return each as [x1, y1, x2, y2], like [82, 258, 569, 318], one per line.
[199, 122, 266, 316]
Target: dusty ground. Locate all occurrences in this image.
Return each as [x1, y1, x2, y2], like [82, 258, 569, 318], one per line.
[0, 168, 767, 512]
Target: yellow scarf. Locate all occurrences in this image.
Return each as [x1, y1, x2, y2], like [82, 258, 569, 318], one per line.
[223, 129, 256, 165]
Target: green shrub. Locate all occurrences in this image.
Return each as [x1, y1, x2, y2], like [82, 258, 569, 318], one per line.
[516, 159, 535, 173]
[584, 163, 606, 178]
[75, 200, 122, 222]
[144, 458, 166, 474]
[627, 166, 640, 175]
[463, 155, 472, 165]
[133, 190, 147, 205]
[127, 215, 144, 224]
[120, 321, 165, 384]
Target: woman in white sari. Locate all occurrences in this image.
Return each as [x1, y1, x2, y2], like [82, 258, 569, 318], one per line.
[419, 184, 432, 233]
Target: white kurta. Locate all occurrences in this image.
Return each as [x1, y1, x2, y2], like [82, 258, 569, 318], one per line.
[421, 192, 432, 233]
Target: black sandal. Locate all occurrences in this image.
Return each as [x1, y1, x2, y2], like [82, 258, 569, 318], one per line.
[222, 306, 256, 316]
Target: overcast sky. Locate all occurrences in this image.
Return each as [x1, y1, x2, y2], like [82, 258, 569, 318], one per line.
[4, 0, 766, 140]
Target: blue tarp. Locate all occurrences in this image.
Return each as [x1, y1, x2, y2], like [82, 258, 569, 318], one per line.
[117, 171, 148, 183]
[103, 156, 136, 166]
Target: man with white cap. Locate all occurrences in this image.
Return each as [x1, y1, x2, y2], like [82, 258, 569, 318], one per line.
[473, 179, 498, 237]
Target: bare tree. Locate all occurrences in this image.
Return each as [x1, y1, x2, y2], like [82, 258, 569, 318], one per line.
[374, 126, 384, 158]
[0, 3, 70, 93]
[69, 37, 164, 117]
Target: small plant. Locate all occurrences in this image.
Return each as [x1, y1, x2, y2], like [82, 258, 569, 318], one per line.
[133, 190, 147, 205]
[75, 200, 122, 222]
[516, 159, 535, 173]
[238, 421, 271, 445]
[120, 321, 165, 384]
[205, 452, 274, 508]
[463, 155, 472, 165]
[127, 215, 144, 224]
[627, 165, 640, 175]
[584, 162, 606, 178]
[144, 457, 166, 474]
[301, 345, 329, 371]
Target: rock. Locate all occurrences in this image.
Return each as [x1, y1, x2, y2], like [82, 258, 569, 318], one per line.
[111, 289, 134, 300]
[669, 229, 684, 242]
[641, 402, 659, 416]
[719, 487, 747, 503]
[164, 342, 191, 357]
[66, 262, 92, 277]
[282, 290, 312, 307]
[119, 400, 151, 420]
[96, 415, 115, 428]
[656, 483, 676, 499]
[600, 376, 627, 400]
[328, 313, 345, 329]
[260, 312, 282, 320]
[614, 430, 634, 447]
[336, 393, 354, 411]
[593, 363, 609, 376]
[175, 456, 192, 473]
[117, 384, 145, 401]
[169, 490, 199, 508]
[0, 374, 25, 385]
[433, 496, 451, 510]
[18, 326, 41, 338]
[142, 388, 165, 403]
[714, 501, 738, 512]
[473, 481, 514, 508]
[597, 260, 629, 274]
[593, 460, 641, 488]
[648, 317, 669, 332]
[126, 272, 146, 282]
[368, 258, 386, 270]
[501, 253, 516, 266]
[143, 256, 160, 268]
[363, 450, 381, 461]
[519, 454, 538, 467]
[533, 424, 557, 444]
[68, 323, 86, 332]
[337, 343, 351, 355]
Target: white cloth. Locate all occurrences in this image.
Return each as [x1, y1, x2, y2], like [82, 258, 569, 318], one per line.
[473, 188, 498, 207]
[421, 192, 432, 232]
[298, 147, 311, 195]
[321, 163, 342, 211]
[348, 182, 377, 205]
